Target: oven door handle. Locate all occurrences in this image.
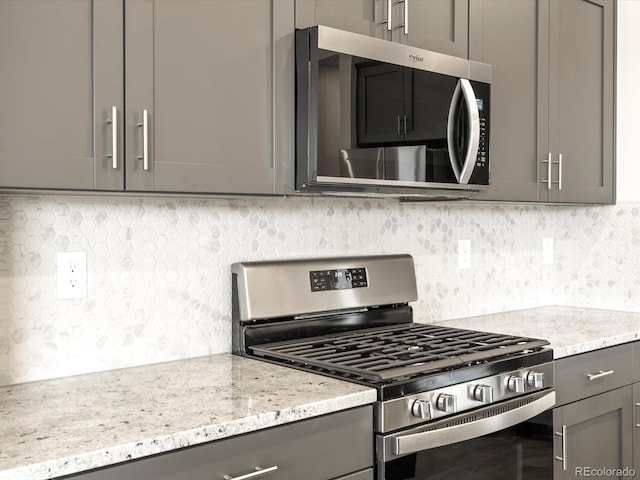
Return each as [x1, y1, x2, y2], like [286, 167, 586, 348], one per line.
[391, 390, 556, 457]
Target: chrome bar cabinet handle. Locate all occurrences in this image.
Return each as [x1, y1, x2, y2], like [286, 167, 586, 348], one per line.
[403, 0, 409, 34]
[557, 153, 562, 190]
[106, 106, 118, 169]
[541, 153, 552, 190]
[636, 402, 640, 428]
[137, 109, 149, 171]
[393, 0, 408, 34]
[555, 425, 567, 471]
[587, 370, 614, 381]
[380, 0, 392, 31]
[223, 465, 278, 480]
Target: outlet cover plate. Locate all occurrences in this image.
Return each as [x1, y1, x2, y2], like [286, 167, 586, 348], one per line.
[57, 251, 87, 299]
[458, 239, 471, 270]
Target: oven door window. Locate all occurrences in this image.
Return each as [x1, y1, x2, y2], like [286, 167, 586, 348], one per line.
[383, 412, 553, 480]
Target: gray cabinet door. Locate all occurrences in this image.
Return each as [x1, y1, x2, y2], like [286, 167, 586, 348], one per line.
[553, 387, 633, 479]
[635, 383, 640, 474]
[0, 0, 123, 191]
[469, 0, 543, 202]
[545, 0, 615, 204]
[295, 0, 468, 58]
[296, 0, 384, 38]
[124, 0, 278, 194]
[71, 407, 373, 480]
[471, 0, 614, 204]
[399, 0, 469, 58]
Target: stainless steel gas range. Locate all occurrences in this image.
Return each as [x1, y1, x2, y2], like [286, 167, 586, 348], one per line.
[232, 254, 556, 480]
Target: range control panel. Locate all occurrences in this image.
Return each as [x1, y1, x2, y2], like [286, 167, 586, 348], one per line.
[310, 268, 368, 292]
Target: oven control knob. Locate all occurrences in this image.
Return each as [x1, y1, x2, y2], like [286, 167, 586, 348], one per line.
[471, 384, 494, 403]
[507, 375, 526, 393]
[411, 399, 432, 420]
[526, 371, 544, 388]
[435, 393, 457, 413]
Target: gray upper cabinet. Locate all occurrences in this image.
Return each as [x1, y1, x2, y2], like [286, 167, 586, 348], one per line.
[125, 0, 291, 194]
[468, 0, 541, 202]
[0, 0, 292, 195]
[471, 0, 615, 204]
[296, 0, 381, 37]
[396, 0, 468, 58]
[295, 0, 469, 58]
[545, 0, 615, 203]
[0, 0, 124, 191]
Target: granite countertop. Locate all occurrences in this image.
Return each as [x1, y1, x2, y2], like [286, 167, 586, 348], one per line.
[438, 305, 640, 358]
[0, 354, 376, 480]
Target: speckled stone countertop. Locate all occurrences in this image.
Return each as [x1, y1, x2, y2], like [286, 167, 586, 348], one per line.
[0, 354, 376, 480]
[438, 305, 640, 358]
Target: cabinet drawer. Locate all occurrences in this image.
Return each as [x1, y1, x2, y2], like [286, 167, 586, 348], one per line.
[71, 406, 373, 480]
[555, 343, 635, 407]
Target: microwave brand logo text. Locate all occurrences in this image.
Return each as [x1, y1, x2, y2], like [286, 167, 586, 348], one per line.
[408, 53, 423, 62]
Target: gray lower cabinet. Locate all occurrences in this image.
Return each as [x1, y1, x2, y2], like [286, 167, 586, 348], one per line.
[295, 0, 468, 58]
[471, 0, 615, 204]
[0, 0, 293, 195]
[553, 387, 633, 479]
[0, 0, 124, 191]
[552, 343, 639, 479]
[68, 406, 373, 480]
[634, 383, 640, 474]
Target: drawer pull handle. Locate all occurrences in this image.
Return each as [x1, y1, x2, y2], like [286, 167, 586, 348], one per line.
[223, 465, 278, 480]
[587, 370, 614, 381]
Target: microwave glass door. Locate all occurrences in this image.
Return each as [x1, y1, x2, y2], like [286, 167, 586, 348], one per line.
[315, 51, 490, 186]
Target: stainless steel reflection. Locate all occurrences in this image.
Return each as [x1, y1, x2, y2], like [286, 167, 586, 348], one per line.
[379, 390, 556, 461]
[339, 148, 384, 179]
[385, 146, 426, 181]
[339, 146, 427, 182]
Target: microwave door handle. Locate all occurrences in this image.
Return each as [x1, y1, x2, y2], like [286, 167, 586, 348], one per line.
[447, 79, 480, 184]
[390, 391, 556, 457]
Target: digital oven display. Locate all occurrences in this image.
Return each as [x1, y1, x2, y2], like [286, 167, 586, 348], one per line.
[309, 268, 368, 292]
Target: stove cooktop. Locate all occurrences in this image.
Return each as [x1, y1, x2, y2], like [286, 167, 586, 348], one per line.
[250, 323, 550, 383]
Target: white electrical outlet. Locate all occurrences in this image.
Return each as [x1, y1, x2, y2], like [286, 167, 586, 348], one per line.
[458, 239, 471, 270]
[57, 251, 87, 299]
[542, 237, 554, 265]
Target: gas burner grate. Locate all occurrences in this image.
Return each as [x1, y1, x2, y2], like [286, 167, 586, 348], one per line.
[250, 323, 549, 382]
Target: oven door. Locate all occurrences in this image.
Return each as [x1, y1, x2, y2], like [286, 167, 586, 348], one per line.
[377, 390, 555, 480]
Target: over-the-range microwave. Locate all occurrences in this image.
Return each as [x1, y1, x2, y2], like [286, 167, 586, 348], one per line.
[295, 26, 492, 199]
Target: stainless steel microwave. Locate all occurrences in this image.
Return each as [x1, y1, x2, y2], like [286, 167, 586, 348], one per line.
[295, 26, 492, 199]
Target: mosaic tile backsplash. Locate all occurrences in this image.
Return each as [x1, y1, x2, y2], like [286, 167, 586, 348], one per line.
[0, 194, 632, 386]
